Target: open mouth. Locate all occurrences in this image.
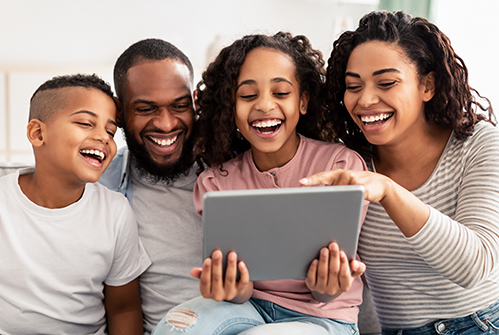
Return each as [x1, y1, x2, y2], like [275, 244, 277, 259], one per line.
[360, 112, 393, 126]
[251, 119, 282, 134]
[80, 149, 106, 163]
[149, 135, 178, 147]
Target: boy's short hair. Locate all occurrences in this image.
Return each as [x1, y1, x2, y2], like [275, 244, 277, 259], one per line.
[29, 73, 114, 122]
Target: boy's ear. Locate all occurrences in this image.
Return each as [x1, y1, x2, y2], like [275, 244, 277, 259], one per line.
[114, 97, 124, 127]
[26, 119, 45, 147]
[300, 91, 310, 115]
[422, 72, 436, 102]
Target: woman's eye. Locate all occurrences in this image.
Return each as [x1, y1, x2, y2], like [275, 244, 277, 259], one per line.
[346, 85, 361, 91]
[379, 81, 396, 88]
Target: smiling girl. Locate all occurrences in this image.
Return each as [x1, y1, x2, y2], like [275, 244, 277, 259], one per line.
[301, 11, 499, 334]
[152, 32, 368, 335]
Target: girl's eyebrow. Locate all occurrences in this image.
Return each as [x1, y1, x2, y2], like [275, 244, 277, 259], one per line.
[237, 77, 293, 90]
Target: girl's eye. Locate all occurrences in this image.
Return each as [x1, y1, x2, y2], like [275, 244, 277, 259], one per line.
[274, 92, 290, 97]
[240, 94, 257, 99]
[107, 131, 116, 137]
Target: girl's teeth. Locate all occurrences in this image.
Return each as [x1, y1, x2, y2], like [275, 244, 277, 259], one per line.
[361, 113, 392, 123]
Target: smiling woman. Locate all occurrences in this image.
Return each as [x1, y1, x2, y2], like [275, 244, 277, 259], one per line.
[300, 10, 499, 335]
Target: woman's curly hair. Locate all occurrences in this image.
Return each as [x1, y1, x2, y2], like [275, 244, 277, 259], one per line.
[326, 10, 495, 160]
[195, 31, 334, 172]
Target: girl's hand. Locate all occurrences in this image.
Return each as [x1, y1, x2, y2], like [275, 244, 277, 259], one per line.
[190, 250, 253, 303]
[300, 169, 392, 203]
[306, 242, 365, 302]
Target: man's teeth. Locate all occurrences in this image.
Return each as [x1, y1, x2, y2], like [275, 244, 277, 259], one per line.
[80, 149, 105, 160]
[150, 135, 178, 147]
[252, 120, 282, 128]
[361, 113, 392, 123]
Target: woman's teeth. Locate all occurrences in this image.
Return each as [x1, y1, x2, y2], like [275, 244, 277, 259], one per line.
[361, 113, 392, 124]
[150, 135, 178, 147]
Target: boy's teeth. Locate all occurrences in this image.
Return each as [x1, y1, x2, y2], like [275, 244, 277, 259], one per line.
[80, 149, 105, 160]
[150, 135, 178, 147]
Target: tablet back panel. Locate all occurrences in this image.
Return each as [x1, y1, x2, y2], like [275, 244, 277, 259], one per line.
[202, 185, 364, 281]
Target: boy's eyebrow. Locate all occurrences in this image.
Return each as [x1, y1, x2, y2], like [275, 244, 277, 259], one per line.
[71, 110, 117, 127]
[345, 68, 401, 78]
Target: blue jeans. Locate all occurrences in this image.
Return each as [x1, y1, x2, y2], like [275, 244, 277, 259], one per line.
[152, 296, 358, 335]
[382, 300, 499, 335]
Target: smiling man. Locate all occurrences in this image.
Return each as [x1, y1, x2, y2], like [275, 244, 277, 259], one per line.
[99, 39, 202, 334]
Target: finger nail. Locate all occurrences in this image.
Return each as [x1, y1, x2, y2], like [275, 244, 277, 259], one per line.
[299, 178, 309, 184]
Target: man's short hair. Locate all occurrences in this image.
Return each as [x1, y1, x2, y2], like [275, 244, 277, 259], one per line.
[29, 73, 114, 122]
[113, 38, 194, 100]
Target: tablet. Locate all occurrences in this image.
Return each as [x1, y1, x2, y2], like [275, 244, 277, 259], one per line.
[202, 185, 365, 281]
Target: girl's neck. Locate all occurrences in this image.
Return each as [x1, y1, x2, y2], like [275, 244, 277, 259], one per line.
[252, 133, 301, 172]
[18, 169, 85, 209]
[374, 124, 452, 191]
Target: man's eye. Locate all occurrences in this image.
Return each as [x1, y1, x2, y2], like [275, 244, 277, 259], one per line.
[174, 104, 190, 110]
[137, 107, 154, 113]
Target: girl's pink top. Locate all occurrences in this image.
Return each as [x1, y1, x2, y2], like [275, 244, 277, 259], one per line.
[193, 135, 368, 323]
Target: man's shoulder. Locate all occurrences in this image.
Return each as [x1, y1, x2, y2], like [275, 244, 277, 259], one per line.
[99, 146, 129, 191]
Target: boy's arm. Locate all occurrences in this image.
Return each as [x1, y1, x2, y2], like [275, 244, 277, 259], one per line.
[104, 278, 143, 335]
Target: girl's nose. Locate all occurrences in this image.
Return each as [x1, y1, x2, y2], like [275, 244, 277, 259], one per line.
[255, 93, 276, 113]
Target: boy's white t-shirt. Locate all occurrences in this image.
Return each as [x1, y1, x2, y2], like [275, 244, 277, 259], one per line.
[0, 168, 151, 335]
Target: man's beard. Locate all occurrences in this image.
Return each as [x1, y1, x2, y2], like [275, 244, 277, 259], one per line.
[122, 127, 195, 185]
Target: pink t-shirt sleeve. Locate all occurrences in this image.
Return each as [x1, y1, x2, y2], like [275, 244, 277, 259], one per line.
[193, 169, 219, 216]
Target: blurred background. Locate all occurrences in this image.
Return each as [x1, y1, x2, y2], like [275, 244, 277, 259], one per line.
[1, 0, 497, 166]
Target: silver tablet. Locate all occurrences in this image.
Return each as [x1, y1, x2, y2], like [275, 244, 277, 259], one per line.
[202, 185, 365, 281]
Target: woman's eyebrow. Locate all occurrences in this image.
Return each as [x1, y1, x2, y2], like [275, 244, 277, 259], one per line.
[372, 68, 400, 76]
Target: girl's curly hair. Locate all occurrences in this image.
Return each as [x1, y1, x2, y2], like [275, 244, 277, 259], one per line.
[326, 10, 495, 160]
[195, 31, 334, 172]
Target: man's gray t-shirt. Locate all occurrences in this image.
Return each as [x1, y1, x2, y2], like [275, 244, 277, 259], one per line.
[130, 164, 202, 333]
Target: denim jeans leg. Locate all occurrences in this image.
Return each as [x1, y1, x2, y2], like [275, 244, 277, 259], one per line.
[152, 296, 265, 335]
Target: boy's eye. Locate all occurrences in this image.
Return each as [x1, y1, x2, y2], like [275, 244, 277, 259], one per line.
[76, 122, 92, 127]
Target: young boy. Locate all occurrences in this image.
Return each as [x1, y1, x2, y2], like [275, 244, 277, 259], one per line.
[0, 74, 151, 335]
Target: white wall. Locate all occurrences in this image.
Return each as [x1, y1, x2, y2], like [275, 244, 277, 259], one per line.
[0, 0, 376, 165]
[1, 0, 497, 165]
[431, 0, 499, 104]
